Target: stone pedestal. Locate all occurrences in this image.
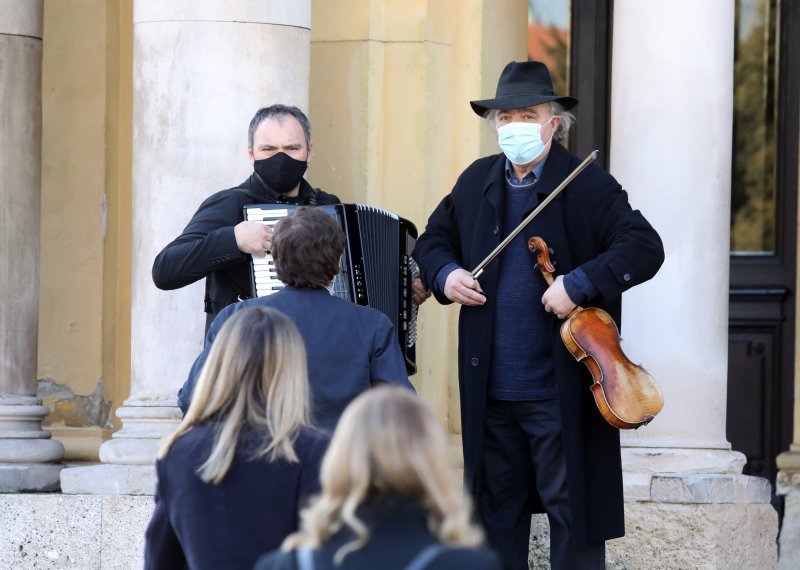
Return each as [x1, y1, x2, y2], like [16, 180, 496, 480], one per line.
[0, 0, 64, 492]
[60, 0, 312, 494]
[777, 449, 800, 569]
[609, 476, 777, 570]
[526, 474, 778, 569]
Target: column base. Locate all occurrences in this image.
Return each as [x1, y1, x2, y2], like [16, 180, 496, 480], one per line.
[59, 404, 179, 495]
[622, 446, 746, 500]
[0, 463, 63, 492]
[98, 404, 182, 465]
[0, 396, 65, 492]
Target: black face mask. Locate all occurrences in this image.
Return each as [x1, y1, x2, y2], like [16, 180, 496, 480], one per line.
[254, 152, 308, 195]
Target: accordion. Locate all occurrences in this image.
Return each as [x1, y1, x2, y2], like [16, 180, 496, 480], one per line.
[244, 203, 419, 375]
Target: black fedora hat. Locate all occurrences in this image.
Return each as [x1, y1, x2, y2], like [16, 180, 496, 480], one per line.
[470, 60, 579, 117]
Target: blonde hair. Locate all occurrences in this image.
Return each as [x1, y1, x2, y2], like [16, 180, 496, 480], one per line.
[159, 306, 311, 485]
[282, 386, 484, 563]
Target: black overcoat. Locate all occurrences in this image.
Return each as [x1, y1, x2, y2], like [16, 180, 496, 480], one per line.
[151, 175, 339, 331]
[255, 493, 502, 570]
[144, 425, 329, 570]
[412, 143, 664, 546]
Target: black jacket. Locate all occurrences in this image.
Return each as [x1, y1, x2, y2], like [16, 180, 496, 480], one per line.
[178, 287, 414, 429]
[412, 144, 664, 546]
[152, 174, 340, 331]
[144, 425, 329, 570]
[255, 494, 502, 570]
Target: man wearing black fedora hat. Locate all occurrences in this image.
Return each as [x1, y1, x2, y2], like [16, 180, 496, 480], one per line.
[413, 61, 664, 569]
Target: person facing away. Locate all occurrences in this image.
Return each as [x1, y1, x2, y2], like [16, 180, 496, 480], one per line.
[144, 306, 329, 570]
[177, 206, 414, 430]
[411, 60, 665, 569]
[255, 386, 503, 570]
[151, 104, 341, 332]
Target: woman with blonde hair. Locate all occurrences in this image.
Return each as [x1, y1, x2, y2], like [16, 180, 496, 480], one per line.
[144, 306, 329, 570]
[256, 386, 501, 569]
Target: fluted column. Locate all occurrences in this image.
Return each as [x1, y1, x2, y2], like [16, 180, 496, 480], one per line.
[606, 0, 776, 566]
[0, 0, 64, 492]
[61, 0, 312, 494]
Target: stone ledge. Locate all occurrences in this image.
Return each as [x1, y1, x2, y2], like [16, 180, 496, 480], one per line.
[0, 493, 778, 570]
[650, 473, 772, 504]
[60, 464, 156, 495]
[0, 464, 63, 493]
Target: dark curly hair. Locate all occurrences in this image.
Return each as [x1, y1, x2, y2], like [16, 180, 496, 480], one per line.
[272, 207, 345, 289]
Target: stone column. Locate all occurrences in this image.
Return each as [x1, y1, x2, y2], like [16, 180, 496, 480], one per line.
[0, 0, 64, 492]
[61, 0, 312, 494]
[777, 185, 800, 560]
[778, 444, 800, 569]
[605, 1, 777, 567]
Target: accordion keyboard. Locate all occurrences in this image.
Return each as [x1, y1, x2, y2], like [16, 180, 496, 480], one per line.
[246, 207, 290, 297]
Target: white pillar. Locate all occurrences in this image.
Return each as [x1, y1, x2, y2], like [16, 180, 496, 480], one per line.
[61, 0, 312, 494]
[610, 0, 742, 492]
[0, 0, 64, 492]
[606, 1, 777, 566]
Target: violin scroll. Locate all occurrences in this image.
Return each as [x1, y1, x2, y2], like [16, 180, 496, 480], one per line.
[528, 236, 556, 285]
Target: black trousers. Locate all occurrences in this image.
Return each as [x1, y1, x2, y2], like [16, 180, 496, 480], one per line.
[478, 399, 604, 570]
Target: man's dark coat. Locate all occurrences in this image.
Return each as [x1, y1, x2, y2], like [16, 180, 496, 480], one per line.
[412, 143, 664, 546]
[152, 175, 339, 331]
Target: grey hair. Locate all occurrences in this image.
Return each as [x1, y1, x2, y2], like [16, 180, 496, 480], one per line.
[483, 102, 576, 143]
[248, 105, 313, 149]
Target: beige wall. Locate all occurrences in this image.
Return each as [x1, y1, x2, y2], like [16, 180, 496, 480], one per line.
[34, 0, 526, 458]
[38, 0, 133, 459]
[308, 0, 526, 435]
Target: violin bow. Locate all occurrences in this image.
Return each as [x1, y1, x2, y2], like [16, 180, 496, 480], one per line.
[471, 150, 598, 279]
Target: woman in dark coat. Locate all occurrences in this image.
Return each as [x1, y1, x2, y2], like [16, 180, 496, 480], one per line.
[144, 306, 328, 570]
[256, 386, 502, 570]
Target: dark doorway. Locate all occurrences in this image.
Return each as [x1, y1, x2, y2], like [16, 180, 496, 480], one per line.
[527, 0, 612, 165]
[727, 0, 799, 516]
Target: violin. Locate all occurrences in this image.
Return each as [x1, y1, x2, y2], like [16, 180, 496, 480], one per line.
[528, 236, 664, 429]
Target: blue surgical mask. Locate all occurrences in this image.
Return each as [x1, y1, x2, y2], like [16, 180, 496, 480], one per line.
[497, 117, 555, 165]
